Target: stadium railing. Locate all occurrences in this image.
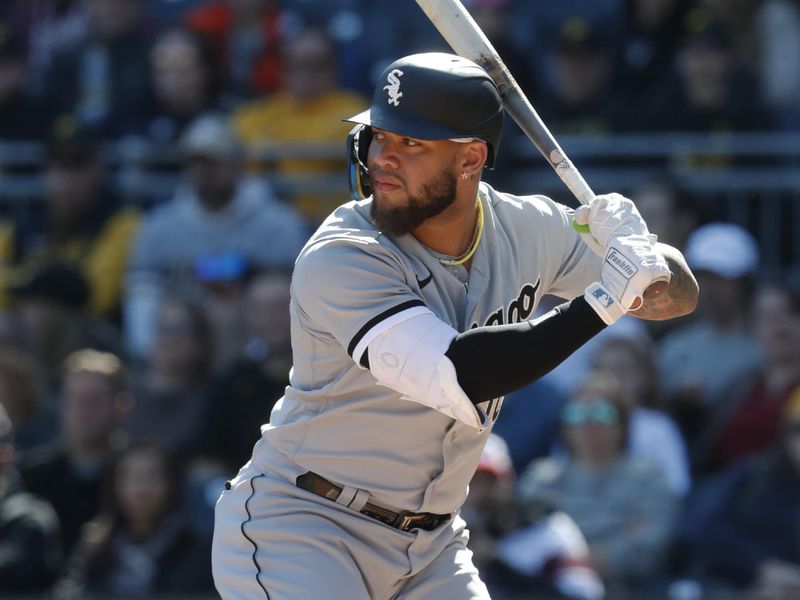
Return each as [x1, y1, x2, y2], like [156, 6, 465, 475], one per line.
[1, 131, 798, 275]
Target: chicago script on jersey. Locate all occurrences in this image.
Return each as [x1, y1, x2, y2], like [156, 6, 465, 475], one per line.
[470, 279, 540, 329]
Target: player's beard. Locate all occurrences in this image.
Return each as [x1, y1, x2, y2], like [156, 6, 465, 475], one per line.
[370, 169, 457, 236]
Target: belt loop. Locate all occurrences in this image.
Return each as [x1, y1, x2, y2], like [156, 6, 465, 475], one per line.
[334, 485, 358, 508]
[349, 489, 370, 512]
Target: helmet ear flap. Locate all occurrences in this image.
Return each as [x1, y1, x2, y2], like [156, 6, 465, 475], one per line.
[347, 124, 373, 201]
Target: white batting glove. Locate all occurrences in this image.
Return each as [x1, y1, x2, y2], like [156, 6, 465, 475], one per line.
[584, 234, 671, 325]
[573, 193, 656, 257]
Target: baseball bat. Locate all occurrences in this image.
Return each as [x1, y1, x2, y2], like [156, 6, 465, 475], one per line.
[414, 0, 594, 206]
[415, 0, 669, 300]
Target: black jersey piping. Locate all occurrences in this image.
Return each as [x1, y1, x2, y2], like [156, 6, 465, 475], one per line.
[241, 473, 270, 599]
[347, 299, 425, 357]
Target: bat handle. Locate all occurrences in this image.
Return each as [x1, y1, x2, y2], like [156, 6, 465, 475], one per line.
[549, 151, 595, 206]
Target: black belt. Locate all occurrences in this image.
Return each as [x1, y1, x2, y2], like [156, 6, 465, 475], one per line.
[296, 471, 450, 532]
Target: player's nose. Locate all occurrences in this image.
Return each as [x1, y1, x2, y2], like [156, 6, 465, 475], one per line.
[369, 137, 402, 169]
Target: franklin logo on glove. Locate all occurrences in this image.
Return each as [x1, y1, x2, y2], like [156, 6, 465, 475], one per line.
[607, 249, 637, 279]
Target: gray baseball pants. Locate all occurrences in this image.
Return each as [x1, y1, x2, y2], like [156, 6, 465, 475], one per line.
[212, 463, 490, 599]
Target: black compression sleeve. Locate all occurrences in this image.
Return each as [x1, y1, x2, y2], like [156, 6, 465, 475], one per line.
[445, 296, 606, 405]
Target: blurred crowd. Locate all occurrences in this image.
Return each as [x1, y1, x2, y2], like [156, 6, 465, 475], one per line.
[0, 0, 798, 599]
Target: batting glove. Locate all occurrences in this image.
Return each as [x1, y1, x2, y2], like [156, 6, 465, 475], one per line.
[573, 193, 657, 257]
[584, 234, 671, 325]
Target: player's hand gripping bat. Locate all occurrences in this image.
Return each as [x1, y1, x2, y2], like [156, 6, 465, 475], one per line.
[414, 0, 669, 299]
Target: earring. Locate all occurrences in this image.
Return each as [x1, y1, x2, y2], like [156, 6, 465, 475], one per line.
[461, 172, 469, 180]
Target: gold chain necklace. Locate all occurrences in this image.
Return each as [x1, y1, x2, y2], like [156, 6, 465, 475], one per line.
[422, 198, 484, 266]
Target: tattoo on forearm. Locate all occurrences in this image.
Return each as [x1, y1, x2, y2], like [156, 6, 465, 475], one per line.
[632, 248, 699, 321]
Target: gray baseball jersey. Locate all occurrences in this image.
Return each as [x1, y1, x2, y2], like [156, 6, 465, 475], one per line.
[250, 181, 601, 516]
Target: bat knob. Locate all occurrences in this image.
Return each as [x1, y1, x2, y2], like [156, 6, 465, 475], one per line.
[627, 279, 669, 311]
[644, 279, 669, 300]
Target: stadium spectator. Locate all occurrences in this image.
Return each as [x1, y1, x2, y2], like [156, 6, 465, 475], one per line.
[124, 112, 309, 359]
[232, 26, 367, 222]
[0, 23, 53, 143]
[590, 335, 691, 496]
[147, 0, 208, 27]
[658, 223, 763, 461]
[463, 0, 537, 99]
[519, 370, 679, 593]
[537, 18, 627, 135]
[189, 269, 293, 536]
[0, 347, 56, 458]
[692, 281, 800, 475]
[629, 178, 708, 342]
[680, 390, 800, 597]
[7, 263, 124, 399]
[491, 378, 566, 476]
[639, 14, 772, 132]
[542, 311, 649, 397]
[129, 26, 225, 146]
[631, 178, 704, 254]
[463, 434, 605, 600]
[630, 178, 706, 344]
[504, 0, 624, 64]
[359, 3, 445, 86]
[123, 296, 213, 460]
[615, 0, 694, 99]
[755, 0, 800, 129]
[55, 441, 214, 598]
[185, 0, 285, 100]
[0, 403, 63, 594]
[40, 0, 151, 135]
[192, 250, 252, 374]
[20, 349, 129, 556]
[0, 117, 140, 320]
[202, 269, 292, 473]
[7, 0, 88, 88]
[278, 1, 375, 95]
[696, 0, 761, 62]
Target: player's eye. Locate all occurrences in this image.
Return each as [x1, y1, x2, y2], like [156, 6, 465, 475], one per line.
[373, 131, 386, 141]
[404, 138, 420, 147]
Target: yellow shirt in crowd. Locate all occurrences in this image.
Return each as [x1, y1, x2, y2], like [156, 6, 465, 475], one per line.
[233, 90, 367, 223]
[0, 209, 140, 317]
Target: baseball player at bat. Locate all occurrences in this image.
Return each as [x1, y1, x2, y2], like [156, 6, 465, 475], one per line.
[212, 53, 698, 600]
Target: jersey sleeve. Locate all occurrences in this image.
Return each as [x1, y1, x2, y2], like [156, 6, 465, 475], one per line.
[532, 197, 603, 300]
[291, 239, 430, 366]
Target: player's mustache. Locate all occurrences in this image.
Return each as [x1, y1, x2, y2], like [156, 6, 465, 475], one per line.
[369, 167, 405, 186]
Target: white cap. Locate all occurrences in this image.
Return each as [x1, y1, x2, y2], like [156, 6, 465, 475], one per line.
[684, 222, 758, 278]
[180, 112, 244, 161]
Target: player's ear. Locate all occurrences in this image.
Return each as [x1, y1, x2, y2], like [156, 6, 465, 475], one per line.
[457, 141, 488, 179]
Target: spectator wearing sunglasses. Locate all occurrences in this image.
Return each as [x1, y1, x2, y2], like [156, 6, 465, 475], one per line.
[518, 370, 679, 595]
[590, 335, 690, 497]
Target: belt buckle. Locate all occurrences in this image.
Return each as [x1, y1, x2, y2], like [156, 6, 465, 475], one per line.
[395, 511, 426, 531]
